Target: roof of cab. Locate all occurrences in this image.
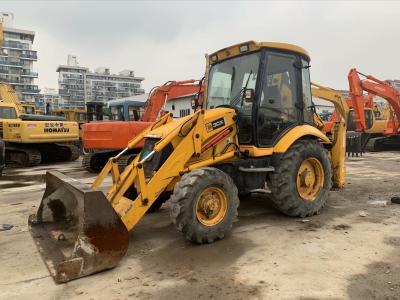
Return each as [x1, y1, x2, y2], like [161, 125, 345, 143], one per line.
[209, 40, 310, 63]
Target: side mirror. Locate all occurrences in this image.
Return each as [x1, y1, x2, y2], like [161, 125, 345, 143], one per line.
[191, 94, 199, 110]
[244, 88, 254, 103]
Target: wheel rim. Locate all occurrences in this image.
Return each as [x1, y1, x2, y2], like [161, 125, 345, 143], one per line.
[196, 187, 228, 226]
[296, 157, 324, 201]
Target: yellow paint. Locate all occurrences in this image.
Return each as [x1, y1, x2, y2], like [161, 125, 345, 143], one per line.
[311, 82, 349, 123]
[208, 40, 310, 63]
[273, 125, 331, 153]
[88, 44, 347, 236]
[0, 82, 79, 143]
[296, 157, 324, 201]
[195, 187, 228, 226]
[330, 122, 346, 188]
[311, 82, 347, 188]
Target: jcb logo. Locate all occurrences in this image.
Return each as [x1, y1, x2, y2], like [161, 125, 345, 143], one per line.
[206, 117, 226, 132]
[8, 123, 20, 128]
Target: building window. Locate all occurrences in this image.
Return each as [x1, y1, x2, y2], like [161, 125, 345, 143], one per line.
[172, 104, 175, 110]
[179, 108, 191, 117]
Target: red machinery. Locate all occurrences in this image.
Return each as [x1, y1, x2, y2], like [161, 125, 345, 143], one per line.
[82, 80, 203, 172]
[348, 68, 400, 151]
[323, 93, 374, 133]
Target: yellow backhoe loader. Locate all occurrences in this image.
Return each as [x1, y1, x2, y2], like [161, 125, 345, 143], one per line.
[29, 41, 347, 283]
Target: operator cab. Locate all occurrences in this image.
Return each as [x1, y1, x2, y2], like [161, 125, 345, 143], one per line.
[205, 41, 314, 147]
[0, 105, 17, 119]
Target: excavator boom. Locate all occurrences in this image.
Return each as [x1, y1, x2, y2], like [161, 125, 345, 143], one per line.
[348, 68, 400, 135]
[82, 80, 203, 172]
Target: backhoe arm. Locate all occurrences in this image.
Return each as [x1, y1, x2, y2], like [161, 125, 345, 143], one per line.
[311, 82, 347, 188]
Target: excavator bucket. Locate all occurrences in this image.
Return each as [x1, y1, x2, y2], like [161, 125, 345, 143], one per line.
[346, 132, 370, 157]
[28, 171, 129, 283]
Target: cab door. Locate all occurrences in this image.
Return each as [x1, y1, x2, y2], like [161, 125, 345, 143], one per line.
[256, 51, 301, 146]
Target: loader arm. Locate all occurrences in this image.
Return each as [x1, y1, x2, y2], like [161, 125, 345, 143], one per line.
[29, 107, 238, 282]
[94, 108, 238, 230]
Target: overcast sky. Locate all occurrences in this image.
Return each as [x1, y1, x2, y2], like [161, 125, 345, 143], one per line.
[2, 1, 400, 92]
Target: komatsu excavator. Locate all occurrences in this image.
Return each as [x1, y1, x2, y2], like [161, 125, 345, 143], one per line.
[29, 41, 347, 283]
[0, 22, 79, 166]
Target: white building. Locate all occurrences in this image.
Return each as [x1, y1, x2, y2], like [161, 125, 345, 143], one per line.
[0, 12, 39, 102]
[35, 88, 60, 113]
[163, 93, 197, 118]
[57, 55, 145, 109]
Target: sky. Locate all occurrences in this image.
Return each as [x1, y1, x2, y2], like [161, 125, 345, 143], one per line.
[1, 0, 400, 92]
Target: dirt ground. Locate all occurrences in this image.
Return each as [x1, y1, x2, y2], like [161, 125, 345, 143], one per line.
[0, 152, 400, 300]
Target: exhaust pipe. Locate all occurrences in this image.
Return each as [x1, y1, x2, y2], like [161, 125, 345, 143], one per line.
[28, 171, 129, 283]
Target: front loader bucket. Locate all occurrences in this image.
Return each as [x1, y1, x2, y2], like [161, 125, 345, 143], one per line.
[28, 171, 129, 283]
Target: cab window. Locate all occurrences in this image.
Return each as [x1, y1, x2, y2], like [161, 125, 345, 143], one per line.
[24, 106, 35, 114]
[128, 106, 141, 121]
[110, 106, 125, 121]
[258, 52, 299, 146]
[0, 107, 17, 119]
[301, 59, 313, 124]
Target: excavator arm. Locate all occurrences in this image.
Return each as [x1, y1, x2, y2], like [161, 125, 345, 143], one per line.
[348, 68, 400, 135]
[141, 80, 203, 122]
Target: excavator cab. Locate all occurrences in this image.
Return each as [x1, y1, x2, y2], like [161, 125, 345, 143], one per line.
[30, 41, 346, 283]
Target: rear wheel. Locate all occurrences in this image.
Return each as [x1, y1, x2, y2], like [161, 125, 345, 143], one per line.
[268, 140, 332, 217]
[170, 167, 239, 244]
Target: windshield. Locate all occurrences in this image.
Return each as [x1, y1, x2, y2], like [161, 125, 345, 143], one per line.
[207, 52, 260, 109]
[0, 107, 17, 119]
[24, 106, 35, 114]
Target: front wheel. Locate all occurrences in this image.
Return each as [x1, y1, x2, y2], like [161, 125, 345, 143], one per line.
[170, 167, 239, 244]
[268, 140, 332, 217]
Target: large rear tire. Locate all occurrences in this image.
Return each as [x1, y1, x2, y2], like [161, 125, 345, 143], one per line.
[268, 140, 332, 218]
[170, 167, 239, 244]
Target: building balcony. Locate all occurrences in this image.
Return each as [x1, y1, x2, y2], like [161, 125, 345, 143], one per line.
[3, 41, 29, 50]
[0, 50, 8, 57]
[20, 53, 38, 60]
[0, 60, 24, 68]
[21, 71, 38, 77]
[21, 86, 40, 94]
[4, 79, 26, 85]
[0, 68, 9, 74]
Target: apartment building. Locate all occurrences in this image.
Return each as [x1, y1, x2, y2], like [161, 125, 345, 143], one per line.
[57, 55, 145, 108]
[0, 12, 39, 102]
[35, 88, 61, 113]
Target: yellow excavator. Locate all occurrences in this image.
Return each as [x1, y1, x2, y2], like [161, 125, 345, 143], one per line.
[0, 22, 80, 166]
[29, 41, 347, 283]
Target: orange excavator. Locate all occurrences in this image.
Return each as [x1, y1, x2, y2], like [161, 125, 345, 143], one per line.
[348, 68, 400, 151]
[82, 80, 203, 172]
